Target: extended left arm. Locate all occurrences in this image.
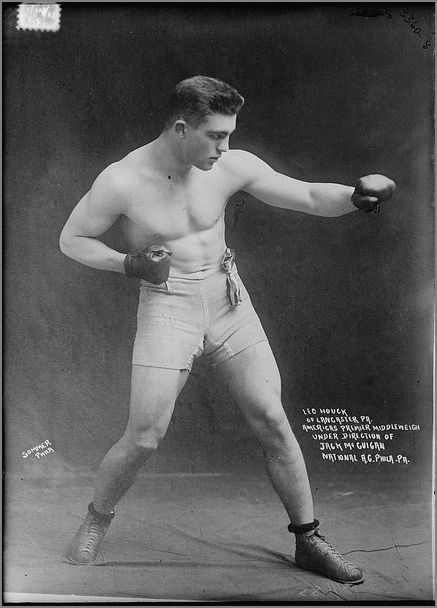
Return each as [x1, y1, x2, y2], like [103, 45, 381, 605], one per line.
[236, 151, 396, 217]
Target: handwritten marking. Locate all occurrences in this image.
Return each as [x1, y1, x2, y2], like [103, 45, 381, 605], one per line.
[399, 7, 435, 50]
[299, 581, 360, 599]
[349, 6, 434, 50]
[349, 7, 393, 19]
[22, 440, 54, 460]
[327, 579, 360, 600]
[301, 408, 417, 464]
[298, 585, 323, 597]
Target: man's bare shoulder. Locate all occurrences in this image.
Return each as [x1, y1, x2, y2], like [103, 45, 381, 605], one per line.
[220, 150, 274, 187]
[81, 159, 143, 217]
[93, 159, 141, 193]
[221, 149, 265, 169]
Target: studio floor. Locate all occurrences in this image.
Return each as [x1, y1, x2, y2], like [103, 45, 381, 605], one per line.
[3, 470, 434, 604]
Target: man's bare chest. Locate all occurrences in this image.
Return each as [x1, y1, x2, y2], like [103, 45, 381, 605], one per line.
[125, 179, 229, 238]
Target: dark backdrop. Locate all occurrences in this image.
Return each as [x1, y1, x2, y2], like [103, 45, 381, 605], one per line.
[3, 4, 434, 482]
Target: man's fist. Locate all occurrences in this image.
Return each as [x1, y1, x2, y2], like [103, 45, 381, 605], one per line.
[351, 174, 396, 213]
[124, 245, 172, 284]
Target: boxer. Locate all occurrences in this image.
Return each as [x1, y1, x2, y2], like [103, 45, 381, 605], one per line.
[60, 76, 395, 585]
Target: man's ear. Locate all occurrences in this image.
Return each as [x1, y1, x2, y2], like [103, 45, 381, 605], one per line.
[174, 120, 187, 138]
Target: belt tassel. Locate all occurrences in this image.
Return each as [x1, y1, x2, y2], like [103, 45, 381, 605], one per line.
[222, 248, 242, 307]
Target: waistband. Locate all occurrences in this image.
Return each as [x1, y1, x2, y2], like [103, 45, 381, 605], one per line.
[168, 264, 226, 282]
[164, 248, 238, 282]
[140, 248, 241, 306]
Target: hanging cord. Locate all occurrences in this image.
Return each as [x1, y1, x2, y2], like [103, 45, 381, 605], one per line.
[221, 248, 242, 307]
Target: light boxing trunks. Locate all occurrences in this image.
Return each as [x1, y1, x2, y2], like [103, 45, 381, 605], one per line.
[132, 249, 269, 371]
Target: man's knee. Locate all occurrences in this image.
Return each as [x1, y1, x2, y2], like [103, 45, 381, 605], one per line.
[124, 421, 168, 453]
[127, 385, 178, 454]
[250, 402, 291, 443]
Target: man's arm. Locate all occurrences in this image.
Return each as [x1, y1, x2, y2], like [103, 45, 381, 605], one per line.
[228, 151, 394, 217]
[59, 166, 127, 273]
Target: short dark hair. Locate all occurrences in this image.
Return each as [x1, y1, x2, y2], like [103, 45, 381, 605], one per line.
[163, 76, 245, 129]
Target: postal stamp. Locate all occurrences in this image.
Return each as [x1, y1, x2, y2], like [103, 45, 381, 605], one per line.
[17, 3, 61, 32]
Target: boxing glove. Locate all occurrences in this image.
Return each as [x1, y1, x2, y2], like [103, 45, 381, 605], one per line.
[124, 245, 172, 284]
[351, 174, 396, 213]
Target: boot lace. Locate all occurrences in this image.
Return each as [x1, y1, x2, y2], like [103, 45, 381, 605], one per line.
[309, 530, 350, 565]
[83, 519, 107, 552]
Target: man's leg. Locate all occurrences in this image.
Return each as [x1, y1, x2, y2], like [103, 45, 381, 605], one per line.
[214, 341, 363, 584]
[92, 365, 189, 513]
[214, 341, 313, 524]
[68, 364, 189, 564]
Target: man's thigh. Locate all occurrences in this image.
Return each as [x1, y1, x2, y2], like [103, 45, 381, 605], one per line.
[128, 364, 189, 432]
[213, 341, 284, 417]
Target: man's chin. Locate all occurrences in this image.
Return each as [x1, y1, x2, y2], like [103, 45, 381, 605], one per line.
[195, 161, 216, 171]
[206, 158, 220, 169]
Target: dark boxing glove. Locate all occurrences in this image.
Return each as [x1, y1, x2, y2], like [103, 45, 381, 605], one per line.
[124, 245, 172, 284]
[351, 174, 396, 213]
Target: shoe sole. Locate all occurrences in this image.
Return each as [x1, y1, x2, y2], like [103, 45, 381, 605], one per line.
[67, 554, 97, 566]
[296, 562, 364, 585]
[327, 573, 364, 585]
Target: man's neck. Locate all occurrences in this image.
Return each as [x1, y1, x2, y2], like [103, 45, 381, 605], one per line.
[149, 132, 193, 180]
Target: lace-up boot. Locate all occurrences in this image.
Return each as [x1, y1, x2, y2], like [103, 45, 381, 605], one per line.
[289, 520, 364, 584]
[67, 503, 114, 565]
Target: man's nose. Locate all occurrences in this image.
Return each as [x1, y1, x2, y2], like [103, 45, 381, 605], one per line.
[217, 139, 229, 153]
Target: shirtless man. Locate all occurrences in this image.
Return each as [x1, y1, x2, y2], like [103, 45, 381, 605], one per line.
[60, 76, 395, 584]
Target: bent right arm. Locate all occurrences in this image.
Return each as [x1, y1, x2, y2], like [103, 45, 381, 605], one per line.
[59, 167, 128, 273]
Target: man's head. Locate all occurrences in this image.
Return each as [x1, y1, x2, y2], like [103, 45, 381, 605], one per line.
[164, 76, 245, 130]
[163, 76, 245, 171]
